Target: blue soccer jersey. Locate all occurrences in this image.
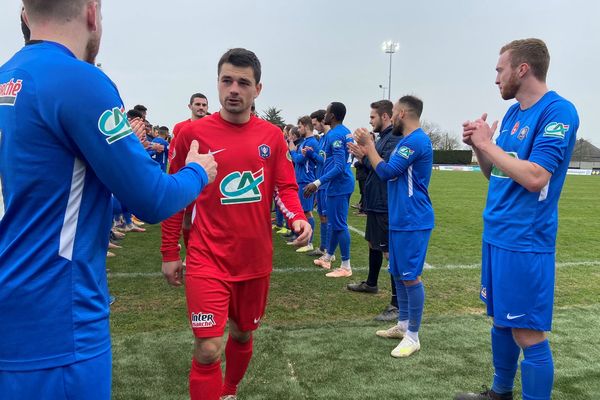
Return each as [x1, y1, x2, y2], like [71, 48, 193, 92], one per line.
[318, 124, 355, 196]
[151, 137, 169, 172]
[290, 136, 319, 184]
[374, 128, 434, 231]
[0, 41, 207, 371]
[483, 91, 578, 253]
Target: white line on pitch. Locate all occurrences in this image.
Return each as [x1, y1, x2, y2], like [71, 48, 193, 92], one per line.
[109, 260, 600, 278]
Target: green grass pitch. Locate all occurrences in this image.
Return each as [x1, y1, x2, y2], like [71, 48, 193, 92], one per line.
[108, 171, 600, 399]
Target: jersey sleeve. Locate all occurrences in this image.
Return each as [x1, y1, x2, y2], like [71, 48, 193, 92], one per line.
[375, 137, 421, 181]
[290, 148, 306, 164]
[318, 135, 346, 185]
[528, 101, 579, 174]
[273, 134, 307, 225]
[160, 124, 195, 261]
[49, 66, 208, 224]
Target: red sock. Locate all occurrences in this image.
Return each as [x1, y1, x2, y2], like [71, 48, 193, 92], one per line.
[221, 335, 254, 396]
[190, 359, 222, 400]
[183, 228, 191, 249]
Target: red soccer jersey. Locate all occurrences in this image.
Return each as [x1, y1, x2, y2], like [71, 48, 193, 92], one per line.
[169, 119, 192, 163]
[161, 113, 306, 281]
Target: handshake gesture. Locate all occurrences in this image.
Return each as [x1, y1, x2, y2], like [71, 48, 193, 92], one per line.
[185, 140, 218, 183]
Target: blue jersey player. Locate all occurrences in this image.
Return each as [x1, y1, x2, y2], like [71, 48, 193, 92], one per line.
[290, 116, 320, 253]
[355, 96, 434, 358]
[0, 2, 217, 399]
[305, 102, 355, 278]
[456, 39, 579, 400]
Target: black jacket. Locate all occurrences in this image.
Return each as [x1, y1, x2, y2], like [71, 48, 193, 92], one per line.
[362, 125, 401, 213]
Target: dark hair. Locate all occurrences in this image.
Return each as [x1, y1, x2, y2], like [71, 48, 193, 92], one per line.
[218, 48, 262, 83]
[134, 104, 147, 112]
[159, 126, 169, 132]
[20, 8, 31, 42]
[370, 100, 393, 118]
[310, 109, 326, 122]
[23, 0, 86, 22]
[290, 126, 300, 139]
[330, 102, 346, 122]
[500, 38, 550, 82]
[127, 109, 144, 120]
[398, 95, 423, 118]
[297, 116, 313, 131]
[189, 93, 207, 105]
[284, 124, 294, 133]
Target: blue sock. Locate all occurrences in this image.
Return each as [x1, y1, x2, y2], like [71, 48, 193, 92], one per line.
[123, 211, 132, 225]
[405, 281, 425, 333]
[307, 217, 315, 244]
[320, 220, 328, 251]
[393, 278, 408, 321]
[276, 208, 284, 227]
[521, 339, 554, 400]
[339, 228, 351, 261]
[491, 326, 520, 394]
[328, 228, 339, 257]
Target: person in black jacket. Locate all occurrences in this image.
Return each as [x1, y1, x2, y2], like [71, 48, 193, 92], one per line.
[347, 100, 401, 321]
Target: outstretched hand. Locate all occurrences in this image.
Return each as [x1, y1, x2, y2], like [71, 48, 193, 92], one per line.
[185, 140, 218, 183]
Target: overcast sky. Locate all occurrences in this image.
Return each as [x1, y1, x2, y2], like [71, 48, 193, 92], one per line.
[2, 0, 598, 146]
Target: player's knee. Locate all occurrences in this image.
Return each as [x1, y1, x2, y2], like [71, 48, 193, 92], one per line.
[193, 338, 222, 364]
[320, 216, 327, 223]
[305, 211, 312, 219]
[512, 328, 546, 348]
[228, 323, 252, 343]
[403, 277, 421, 286]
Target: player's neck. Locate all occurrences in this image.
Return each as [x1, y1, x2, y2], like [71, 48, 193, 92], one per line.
[401, 122, 420, 137]
[220, 109, 251, 125]
[29, 26, 88, 61]
[516, 81, 549, 110]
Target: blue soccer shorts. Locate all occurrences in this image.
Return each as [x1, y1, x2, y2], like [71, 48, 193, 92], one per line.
[326, 194, 350, 230]
[0, 349, 111, 400]
[298, 184, 315, 212]
[480, 241, 555, 331]
[317, 187, 328, 216]
[388, 229, 432, 280]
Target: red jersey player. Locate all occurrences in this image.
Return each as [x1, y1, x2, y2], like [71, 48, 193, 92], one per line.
[171, 93, 210, 250]
[161, 48, 311, 400]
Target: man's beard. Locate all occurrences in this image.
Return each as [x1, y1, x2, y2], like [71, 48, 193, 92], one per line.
[501, 71, 520, 100]
[85, 36, 100, 65]
[392, 119, 403, 136]
[372, 121, 383, 133]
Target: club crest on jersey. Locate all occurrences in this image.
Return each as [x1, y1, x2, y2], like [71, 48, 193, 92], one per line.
[480, 286, 487, 299]
[220, 168, 265, 205]
[0, 79, 23, 106]
[491, 151, 518, 178]
[332, 139, 343, 149]
[319, 150, 326, 161]
[517, 126, 529, 141]
[511, 121, 520, 135]
[543, 122, 569, 139]
[397, 146, 414, 159]
[191, 312, 216, 328]
[258, 144, 271, 159]
[98, 106, 133, 144]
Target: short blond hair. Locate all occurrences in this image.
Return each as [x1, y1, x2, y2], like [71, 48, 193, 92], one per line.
[500, 38, 550, 82]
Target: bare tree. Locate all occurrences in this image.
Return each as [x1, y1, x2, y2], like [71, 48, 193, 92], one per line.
[421, 120, 461, 150]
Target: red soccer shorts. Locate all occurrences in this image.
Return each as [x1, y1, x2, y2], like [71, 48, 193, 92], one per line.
[185, 275, 270, 338]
